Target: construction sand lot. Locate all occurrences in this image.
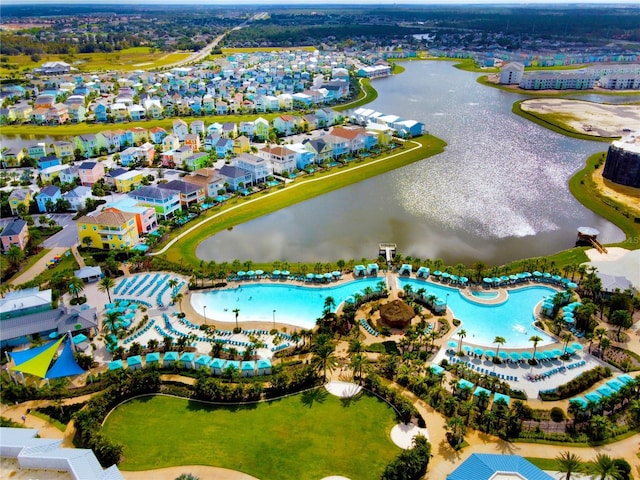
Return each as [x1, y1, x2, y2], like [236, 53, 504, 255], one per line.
[520, 98, 640, 137]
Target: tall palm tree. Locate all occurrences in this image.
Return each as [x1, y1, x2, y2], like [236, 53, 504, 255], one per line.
[68, 277, 85, 302]
[172, 292, 184, 312]
[556, 451, 583, 480]
[457, 329, 467, 355]
[493, 336, 506, 359]
[98, 276, 116, 303]
[311, 337, 337, 381]
[349, 352, 368, 383]
[589, 453, 622, 480]
[167, 278, 179, 294]
[529, 335, 543, 363]
[232, 308, 240, 331]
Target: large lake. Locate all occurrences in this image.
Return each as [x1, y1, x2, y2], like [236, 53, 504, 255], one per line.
[197, 61, 624, 265]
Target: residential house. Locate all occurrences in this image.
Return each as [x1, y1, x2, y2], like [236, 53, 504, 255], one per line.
[214, 137, 234, 159]
[102, 198, 157, 235]
[112, 169, 144, 193]
[63, 186, 92, 211]
[217, 165, 253, 191]
[234, 153, 271, 185]
[162, 134, 180, 152]
[170, 146, 193, 168]
[258, 146, 297, 175]
[315, 108, 339, 127]
[158, 180, 205, 208]
[128, 185, 181, 220]
[172, 119, 189, 141]
[128, 104, 146, 121]
[59, 165, 80, 185]
[109, 103, 128, 122]
[104, 168, 128, 189]
[76, 210, 139, 250]
[149, 127, 168, 145]
[288, 143, 317, 170]
[0, 107, 16, 125]
[8, 189, 32, 216]
[233, 135, 250, 154]
[39, 164, 68, 183]
[125, 127, 149, 146]
[331, 126, 378, 153]
[0, 219, 29, 252]
[190, 120, 205, 136]
[321, 134, 349, 159]
[67, 103, 86, 123]
[0, 147, 24, 167]
[75, 134, 99, 158]
[78, 161, 105, 186]
[137, 143, 155, 166]
[303, 138, 333, 163]
[97, 131, 122, 153]
[14, 104, 33, 123]
[302, 113, 318, 131]
[143, 99, 164, 119]
[37, 155, 61, 170]
[27, 143, 48, 160]
[51, 141, 74, 161]
[93, 103, 108, 122]
[184, 168, 227, 197]
[35, 185, 62, 213]
[184, 134, 201, 152]
[46, 104, 69, 124]
[221, 122, 238, 138]
[273, 115, 300, 136]
[119, 147, 139, 167]
[184, 152, 210, 172]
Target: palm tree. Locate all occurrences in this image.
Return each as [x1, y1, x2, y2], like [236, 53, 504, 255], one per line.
[98, 276, 116, 303]
[529, 335, 543, 363]
[167, 278, 179, 294]
[172, 292, 184, 313]
[349, 352, 368, 383]
[561, 332, 573, 354]
[493, 336, 506, 360]
[68, 277, 85, 302]
[472, 261, 486, 283]
[311, 337, 337, 381]
[323, 296, 336, 315]
[589, 453, 622, 480]
[102, 311, 121, 336]
[456, 329, 467, 355]
[556, 451, 583, 480]
[232, 308, 240, 331]
[6, 245, 25, 270]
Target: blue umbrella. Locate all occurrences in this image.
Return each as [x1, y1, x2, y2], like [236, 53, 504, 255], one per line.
[571, 343, 583, 351]
[474, 347, 484, 356]
[483, 277, 493, 283]
[433, 270, 442, 276]
[281, 270, 290, 276]
[462, 345, 473, 353]
[484, 349, 496, 357]
[521, 352, 533, 360]
[509, 352, 521, 361]
[447, 340, 458, 349]
[533, 271, 542, 277]
[498, 351, 509, 359]
[460, 277, 469, 283]
[565, 347, 576, 355]
[441, 272, 451, 279]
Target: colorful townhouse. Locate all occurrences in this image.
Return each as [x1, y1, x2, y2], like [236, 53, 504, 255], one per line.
[51, 141, 74, 161]
[0, 147, 24, 167]
[59, 165, 80, 184]
[39, 164, 68, 183]
[172, 119, 189, 141]
[37, 155, 61, 170]
[102, 198, 158, 235]
[63, 186, 92, 211]
[258, 146, 297, 175]
[0, 219, 29, 252]
[184, 169, 227, 197]
[78, 161, 105, 186]
[8, 189, 32, 216]
[217, 165, 253, 191]
[35, 185, 61, 213]
[184, 152, 210, 172]
[27, 143, 48, 160]
[184, 133, 201, 152]
[76, 210, 140, 250]
[112, 170, 144, 193]
[158, 180, 205, 208]
[127, 186, 181, 220]
[149, 127, 167, 144]
[75, 134, 99, 158]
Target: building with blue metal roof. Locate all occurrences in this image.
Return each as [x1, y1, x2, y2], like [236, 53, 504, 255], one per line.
[447, 454, 554, 480]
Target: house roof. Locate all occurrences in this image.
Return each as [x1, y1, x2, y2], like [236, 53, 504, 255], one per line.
[66, 186, 92, 199]
[129, 185, 179, 200]
[8, 189, 31, 201]
[0, 307, 98, 342]
[78, 210, 136, 227]
[158, 180, 202, 194]
[331, 126, 366, 140]
[74, 266, 102, 279]
[0, 288, 52, 314]
[39, 185, 61, 198]
[218, 165, 250, 179]
[447, 454, 554, 480]
[1, 218, 28, 237]
[79, 161, 98, 170]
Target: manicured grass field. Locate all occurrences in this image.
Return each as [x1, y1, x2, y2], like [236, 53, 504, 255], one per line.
[0, 47, 190, 78]
[102, 391, 401, 479]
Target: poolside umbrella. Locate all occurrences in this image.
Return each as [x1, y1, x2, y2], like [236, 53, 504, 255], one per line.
[571, 343, 583, 351]
[567, 282, 578, 289]
[498, 351, 509, 360]
[542, 272, 552, 278]
[492, 277, 500, 284]
[534, 351, 545, 360]
[272, 270, 281, 276]
[564, 347, 576, 355]
[509, 352, 521, 361]
[484, 349, 496, 358]
[483, 277, 493, 283]
[462, 345, 473, 353]
[450, 275, 459, 282]
[324, 273, 333, 279]
[332, 271, 342, 277]
[255, 270, 264, 276]
[564, 317, 575, 324]
[521, 352, 533, 360]
[509, 275, 518, 281]
[551, 349, 563, 357]
[441, 272, 450, 279]
[281, 270, 290, 276]
[306, 273, 315, 279]
[543, 350, 556, 359]
[433, 270, 442, 276]
[474, 347, 485, 356]
[447, 340, 458, 349]
[533, 271, 542, 277]
[523, 272, 532, 278]
[247, 270, 255, 277]
[460, 277, 469, 283]
[237, 271, 246, 276]
[552, 275, 562, 281]
[500, 275, 510, 282]
[315, 274, 324, 280]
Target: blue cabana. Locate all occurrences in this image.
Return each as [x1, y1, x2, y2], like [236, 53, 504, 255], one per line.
[145, 352, 160, 365]
[417, 266, 430, 278]
[618, 374, 634, 385]
[195, 355, 211, 370]
[492, 392, 511, 408]
[210, 358, 226, 375]
[225, 360, 240, 373]
[257, 358, 272, 375]
[367, 263, 379, 275]
[354, 265, 366, 277]
[399, 264, 412, 275]
[108, 359, 123, 371]
[585, 392, 602, 403]
[570, 397, 588, 409]
[447, 454, 555, 480]
[127, 355, 142, 371]
[430, 364, 445, 375]
[180, 352, 195, 369]
[596, 386, 615, 398]
[457, 379, 474, 393]
[163, 351, 179, 367]
[474, 386, 491, 401]
[606, 379, 624, 392]
[241, 361, 255, 377]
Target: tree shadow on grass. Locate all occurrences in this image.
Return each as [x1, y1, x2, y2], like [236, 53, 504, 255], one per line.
[340, 390, 364, 408]
[301, 387, 328, 408]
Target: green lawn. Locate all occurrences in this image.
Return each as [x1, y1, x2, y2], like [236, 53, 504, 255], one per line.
[102, 391, 401, 479]
[157, 135, 447, 266]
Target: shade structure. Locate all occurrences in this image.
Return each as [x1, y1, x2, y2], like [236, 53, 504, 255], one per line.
[564, 317, 575, 324]
[552, 275, 562, 282]
[597, 386, 615, 398]
[145, 352, 160, 364]
[10, 337, 65, 378]
[567, 282, 578, 289]
[509, 275, 518, 281]
[498, 351, 509, 359]
[447, 340, 458, 349]
[459, 276, 469, 283]
[523, 272, 532, 278]
[509, 352, 521, 361]
[433, 271, 442, 276]
[492, 277, 501, 284]
[247, 270, 255, 277]
[534, 351, 545, 360]
[45, 337, 85, 379]
[450, 275, 459, 282]
[618, 374, 634, 385]
[10, 340, 60, 366]
[180, 352, 195, 362]
[564, 347, 576, 355]
[585, 392, 602, 403]
[473, 347, 485, 356]
[441, 272, 450, 279]
[542, 272, 552, 278]
[195, 355, 211, 368]
[521, 352, 533, 360]
[237, 271, 246, 276]
[324, 273, 333, 279]
[493, 392, 511, 406]
[551, 349, 564, 357]
[306, 273, 315, 279]
[272, 270, 281, 276]
[474, 386, 491, 397]
[458, 379, 474, 390]
[462, 345, 473, 353]
[533, 271, 542, 277]
[430, 364, 445, 375]
[484, 349, 496, 357]
[332, 271, 342, 277]
[606, 379, 624, 391]
[500, 275, 510, 282]
[281, 270, 290, 276]
[163, 351, 178, 363]
[108, 359, 123, 371]
[483, 277, 493, 283]
[570, 397, 588, 408]
[571, 343, 583, 351]
[48, 332, 58, 339]
[127, 355, 142, 369]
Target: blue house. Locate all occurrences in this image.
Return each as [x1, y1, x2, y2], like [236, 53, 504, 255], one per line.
[214, 138, 234, 158]
[217, 165, 252, 191]
[94, 103, 108, 122]
[37, 155, 61, 170]
[36, 185, 62, 213]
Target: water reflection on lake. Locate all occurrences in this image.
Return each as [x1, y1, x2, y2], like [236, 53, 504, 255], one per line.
[197, 61, 624, 265]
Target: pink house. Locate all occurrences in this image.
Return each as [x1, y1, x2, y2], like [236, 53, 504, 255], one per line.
[78, 161, 106, 186]
[0, 218, 29, 252]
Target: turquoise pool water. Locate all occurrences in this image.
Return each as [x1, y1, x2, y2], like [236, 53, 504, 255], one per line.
[470, 290, 499, 299]
[191, 277, 387, 330]
[398, 279, 557, 348]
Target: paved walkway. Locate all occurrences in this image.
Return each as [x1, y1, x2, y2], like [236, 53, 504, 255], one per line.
[10, 246, 68, 286]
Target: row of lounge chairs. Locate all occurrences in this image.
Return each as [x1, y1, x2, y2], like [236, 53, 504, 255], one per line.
[449, 357, 519, 382]
[123, 319, 156, 345]
[359, 318, 379, 337]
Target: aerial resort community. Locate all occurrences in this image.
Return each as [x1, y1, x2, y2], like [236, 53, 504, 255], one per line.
[1, 3, 640, 480]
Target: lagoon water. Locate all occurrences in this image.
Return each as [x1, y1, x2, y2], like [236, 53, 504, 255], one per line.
[197, 61, 624, 265]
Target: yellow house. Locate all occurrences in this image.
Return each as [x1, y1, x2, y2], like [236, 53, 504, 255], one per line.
[8, 189, 32, 215]
[76, 210, 139, 250]
[113, 170, 144, 193]
[233, 135, 250, 155]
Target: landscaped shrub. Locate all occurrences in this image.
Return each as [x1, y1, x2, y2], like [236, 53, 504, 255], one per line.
[550, 407, 565, 422]
[381, 436, 431, 480]
[613, 458, 632, 480]
[37, 402, 85, 425]
[541, 366, 612, 400]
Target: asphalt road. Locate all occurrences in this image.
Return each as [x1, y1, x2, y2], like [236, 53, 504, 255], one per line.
[40, 214, 79, 248]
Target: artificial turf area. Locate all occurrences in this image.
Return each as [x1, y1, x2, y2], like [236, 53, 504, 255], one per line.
[102, 390, 401, 479]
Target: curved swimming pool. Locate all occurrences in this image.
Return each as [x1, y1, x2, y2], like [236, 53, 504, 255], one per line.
[191, 277, 387, 330]
[398, 279, 557, 348]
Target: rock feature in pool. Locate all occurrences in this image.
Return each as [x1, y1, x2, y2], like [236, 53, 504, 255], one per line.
[379, 299, 414, 328]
